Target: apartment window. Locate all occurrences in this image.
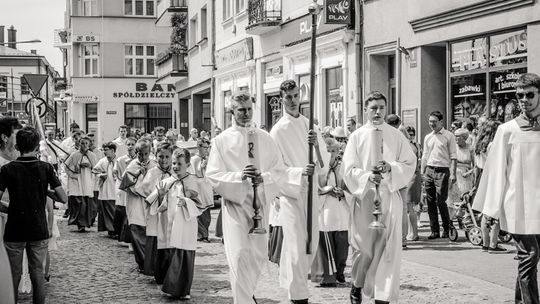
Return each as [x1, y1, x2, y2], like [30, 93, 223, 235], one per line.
[201, 7, 208, 39]
[236, 0, 246, 13]
[82, 44, 99, 76]
[125, 103, 172, 133]
[223, 0, 233, 20]
[125, 0, 155, 16]
[189, 16, 198, 47]
[81, 0, 97, 16]
[0, 76, 7, 104]
[20, 78, 30, 96]
[125, 45, 155, 76]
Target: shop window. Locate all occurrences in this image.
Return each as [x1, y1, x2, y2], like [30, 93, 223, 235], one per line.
[449, 29, 527, 124]
[86, 103, 98, 136]
[124, 0, 155, 16]
[202, 101, 211, 132]
[125, 103, 172, 134]
[124, 45, 155, 76]
[82, 44, 99, 77]
[297, 74, 313, 119]
[326, 67, 343, 128]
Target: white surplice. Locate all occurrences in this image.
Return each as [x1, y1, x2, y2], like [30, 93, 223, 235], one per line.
[206, 125, 304, 304]
[188, 155, 214, 210]
[318, 161, 350, 232]
[138, 166, 173, 236]
[147, 175, 201, 250]
[473, 120, 540, 234]
[113, 154, 135, 207]
[64, 151, 98, 197]
[342, 122, 416, 303]
[112, 137, 129, 157]
[122, 160, 157, 226]
[93, 157, 117, 200]
[269, 112, 330, 300]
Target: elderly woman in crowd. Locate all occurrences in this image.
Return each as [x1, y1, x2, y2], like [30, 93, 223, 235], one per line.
[449, 128, 475, 203]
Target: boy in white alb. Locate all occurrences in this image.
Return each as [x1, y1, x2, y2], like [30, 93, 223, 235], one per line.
[92, 142, 118, 236]
[113, 137, 137, 244]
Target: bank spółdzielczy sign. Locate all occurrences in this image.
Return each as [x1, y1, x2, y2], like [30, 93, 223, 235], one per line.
[325, 0, 352, 25]
[113, 83, 176, 99]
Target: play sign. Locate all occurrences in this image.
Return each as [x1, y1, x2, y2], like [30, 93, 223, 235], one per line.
[325, 0, 353, 25]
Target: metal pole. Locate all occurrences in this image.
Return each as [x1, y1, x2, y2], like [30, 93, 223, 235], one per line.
[306, 1, 319, 255]
[355, 0, 363, 124]
[10, 69, 14, 116]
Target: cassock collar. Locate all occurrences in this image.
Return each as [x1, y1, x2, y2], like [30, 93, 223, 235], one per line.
[364, 121, 386, 130]
[283, 111, 304, 122]
[431, 127, 445, 135]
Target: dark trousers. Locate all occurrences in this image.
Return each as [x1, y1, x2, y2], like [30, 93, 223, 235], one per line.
[424, 166, 451, 233]
[312, 231, 349, 284]
[513, 234, 540, 304]
[129, 224, 146, 271]
[197, 208, 211, 240]
[4, 239, 49, 304]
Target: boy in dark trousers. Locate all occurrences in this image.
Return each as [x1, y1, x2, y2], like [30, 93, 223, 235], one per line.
[0, 127, 67, 304]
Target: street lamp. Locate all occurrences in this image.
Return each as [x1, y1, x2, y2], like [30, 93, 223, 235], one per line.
[306, 0, 321, 255]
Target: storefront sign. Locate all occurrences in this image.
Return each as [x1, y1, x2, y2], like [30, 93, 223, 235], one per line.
[265, 65, 283, 78]
[73, 34, 99, 43]
[325, 0, 353, 25]
[281, 14, 346, 47]
[489, 29, 527, 66]
[73, 95, 99, 103]
[106, 111, 117, 115]
[491, 68, 527, 94]
[215, 38, 253, 69]
[451, 38, 488, 72]
[112, 83, 176, 99]
[401, 108, 418, 130]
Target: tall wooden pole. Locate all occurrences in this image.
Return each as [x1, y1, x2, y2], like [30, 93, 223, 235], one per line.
[306, 0, 319, 255]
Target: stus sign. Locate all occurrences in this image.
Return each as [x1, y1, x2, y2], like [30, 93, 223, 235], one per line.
[325, 0, 352, 25]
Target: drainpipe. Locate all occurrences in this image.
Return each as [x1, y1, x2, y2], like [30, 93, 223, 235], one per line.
[210, 0, 217, 134]
[355, 0, 363, 124]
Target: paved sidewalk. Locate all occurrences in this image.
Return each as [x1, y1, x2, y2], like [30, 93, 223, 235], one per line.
[17, 210, 515, 303]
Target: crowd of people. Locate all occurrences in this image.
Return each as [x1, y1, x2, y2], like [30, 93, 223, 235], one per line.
[1, 73, 540, 304]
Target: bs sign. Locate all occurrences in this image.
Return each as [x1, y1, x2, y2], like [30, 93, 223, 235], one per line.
[325, 0, 353, 25]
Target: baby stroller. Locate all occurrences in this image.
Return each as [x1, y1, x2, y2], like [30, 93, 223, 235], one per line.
[448, 189, 513, 245]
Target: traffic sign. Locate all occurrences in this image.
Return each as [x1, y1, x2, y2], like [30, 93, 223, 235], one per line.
[22, 74, 48, 96]
[25, 97, 48, 118]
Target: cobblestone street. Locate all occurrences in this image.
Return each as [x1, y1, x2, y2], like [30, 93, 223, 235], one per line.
[20, 210, 516, 304]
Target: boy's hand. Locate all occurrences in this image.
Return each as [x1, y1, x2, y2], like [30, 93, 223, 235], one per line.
[307, 130, 318, 147]
[302, 163, 315, 176]
[156, 181, 167, 200]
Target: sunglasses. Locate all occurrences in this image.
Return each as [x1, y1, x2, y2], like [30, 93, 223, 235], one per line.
[516, 92, 537, 99]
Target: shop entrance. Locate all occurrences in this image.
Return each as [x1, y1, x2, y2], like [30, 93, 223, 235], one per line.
[266, 93, 281, 131]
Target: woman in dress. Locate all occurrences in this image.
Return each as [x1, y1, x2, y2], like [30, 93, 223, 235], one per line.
[449, 128, 475, 203]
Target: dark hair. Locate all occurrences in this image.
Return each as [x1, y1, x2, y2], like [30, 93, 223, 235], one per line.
[126, 136, 137, 144]
[102, 141, 117, 152]
[79, 135, 91, 144]
[197, 137, 210, 147]
[405, 126, 416, 135]
[156, 142, 175, 155]
[386, 114, 401, 127]
[279, 80, 298, 97]
[515, 73, 540, 91]
[119, 125, 128, 130]
[0, 117, 22, 149]
[154, 126, 165, 132]
[173, 148, 191, 164]
[16, 126, 40, 154]
[70, 122, 80, 132]
[465, 123, 474, 132]
[364, 91, 387, 108]
[347, 117, 356, 124]
[429, 111, 444, 121]
[474, 119, 501, 155]
[451, 120, 463, 128]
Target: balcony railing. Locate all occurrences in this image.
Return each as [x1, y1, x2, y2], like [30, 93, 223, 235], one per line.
[156, 52, 188, 81]
[246, 0, 281, 35]
[156, 0, 188, 26]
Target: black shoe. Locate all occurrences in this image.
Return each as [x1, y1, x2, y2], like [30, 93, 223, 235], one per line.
[44, 274, 51, 282]
[290, 299, 308, 304]
[374, 300, 390, 304]
[319, 282, 337, 287]
[336, 275, 346, 283]
[481, 246, 489, 252]
[442, 231, 449, 238]
[350, 286, 362, 304]
[427, 233, 440, 240]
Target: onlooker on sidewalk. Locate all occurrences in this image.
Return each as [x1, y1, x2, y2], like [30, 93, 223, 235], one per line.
[0, 126, 67, 304]
[473, 73, 540, 303]
[421, 111, 457, 239]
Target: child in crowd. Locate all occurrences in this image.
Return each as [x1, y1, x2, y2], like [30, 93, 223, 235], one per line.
[113, 137, 137, 245]
[64, 136, 98, 232]
[120, 139, 157, 272]
[147, 148, 201, 300]
[93, 142, 118, 236]
[138, 142, 175, 276]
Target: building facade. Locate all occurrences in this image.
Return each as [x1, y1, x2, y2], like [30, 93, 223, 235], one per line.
[0, 26, 57, 126]
[363, 0, 540, 140]
[57, 0, 177, 144]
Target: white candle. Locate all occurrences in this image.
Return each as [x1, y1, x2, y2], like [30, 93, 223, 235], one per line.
[247, 126, 259, 168]
[370, 128, 383, 168]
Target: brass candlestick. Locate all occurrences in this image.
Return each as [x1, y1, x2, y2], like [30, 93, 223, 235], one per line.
[247, 124, 266, 235]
